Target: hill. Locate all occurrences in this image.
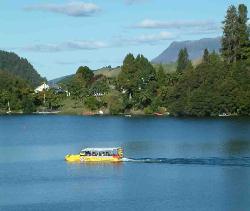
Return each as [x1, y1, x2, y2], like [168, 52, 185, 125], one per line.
[48, 74, 74, 86]
[152, 37, 221, 64]
[0, 50, 45, 87]
[49, 66, 122, 85]
[49, 63, 177, 85]
[94, 66, 121, 78]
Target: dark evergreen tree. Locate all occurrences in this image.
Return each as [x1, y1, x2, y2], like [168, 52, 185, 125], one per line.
[76, 66, 94, 83]
[237, 4, 250, 60]
[202, 49, 210, 63]
[117, 53, 137, 97]
[221, 5, 239, 63]
[156, 64, 166, 86]
[176, 48, 191, 72]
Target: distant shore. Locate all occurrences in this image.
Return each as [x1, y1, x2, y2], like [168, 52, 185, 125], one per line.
[0, 109, 244, 118]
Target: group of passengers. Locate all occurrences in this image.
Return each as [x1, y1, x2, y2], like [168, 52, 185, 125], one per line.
[81, 151, 113, 156]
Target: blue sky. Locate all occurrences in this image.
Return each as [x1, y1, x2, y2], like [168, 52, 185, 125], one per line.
[0, 0, 249, 79]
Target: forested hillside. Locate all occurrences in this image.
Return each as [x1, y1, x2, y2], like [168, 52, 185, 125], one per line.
[0, 71, 33, 112]
[0, 50, 45, 87]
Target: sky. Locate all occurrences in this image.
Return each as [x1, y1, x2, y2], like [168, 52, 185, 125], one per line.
[0, 0, 249, 80]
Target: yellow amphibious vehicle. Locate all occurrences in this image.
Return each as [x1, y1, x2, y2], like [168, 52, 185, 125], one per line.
[65, 147, 123, 162]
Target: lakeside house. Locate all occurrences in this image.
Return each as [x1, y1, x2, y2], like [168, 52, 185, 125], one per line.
[93, 92, 104, 97]
[35, 82, 49, 93]
[35, 82, 71, 96]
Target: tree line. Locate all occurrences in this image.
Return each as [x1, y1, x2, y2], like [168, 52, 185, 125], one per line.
[0, 4, 249, 116]
[63, 4, 250, 116]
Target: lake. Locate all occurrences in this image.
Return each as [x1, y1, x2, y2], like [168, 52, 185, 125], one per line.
[0, 115, 250, 211]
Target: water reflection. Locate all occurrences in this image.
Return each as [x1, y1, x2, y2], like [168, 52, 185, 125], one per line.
[1, 116, 250, 210]
[224, 139, 250, 155]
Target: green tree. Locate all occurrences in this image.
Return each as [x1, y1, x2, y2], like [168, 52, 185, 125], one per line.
[237, 4, 250, 60]
[90, 75, 109, 96]
[221, 4, 250, 63]
[22, 95, 36, 113]
[118, 53, 157, 109]
[176, 48, 192, 73]
[156, 64, 167, 86]
[104, 91, 124, 114]
[76, 66, 94, 83]
[84, 96, 103, 111]
[118, 53, 137, 97]
[202, 49, 210, 63]
[221, 5, 239, 63]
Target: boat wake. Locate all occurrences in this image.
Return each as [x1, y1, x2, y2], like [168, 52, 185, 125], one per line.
[122, 157, 250, 167]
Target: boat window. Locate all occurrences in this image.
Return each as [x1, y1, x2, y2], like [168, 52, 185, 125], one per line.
[92, 151, 97, 156]
[83, 151, 91, 156]
[105, 151, 112, 156]
[80, 151, 85, 156]
[113, 149, 118, 155]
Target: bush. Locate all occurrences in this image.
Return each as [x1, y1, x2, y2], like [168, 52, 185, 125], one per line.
[84, 96, 102, 111]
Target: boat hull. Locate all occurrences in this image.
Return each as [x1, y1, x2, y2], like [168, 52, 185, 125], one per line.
[65, 154, 122, 162]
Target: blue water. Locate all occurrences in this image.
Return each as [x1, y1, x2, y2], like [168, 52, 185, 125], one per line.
[0, 115, 250, 211]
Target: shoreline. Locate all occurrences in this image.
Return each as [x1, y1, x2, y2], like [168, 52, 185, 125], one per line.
[0, 111, 248, 118]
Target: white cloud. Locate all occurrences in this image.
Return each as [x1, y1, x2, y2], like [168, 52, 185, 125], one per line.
[23, 40, 107, 52]
[132, 31, 175, 43]
[24, 2, 100, 17]
[135, 19, 220, 32]
[21, 31, 175, 53]
[119, 31, 175, 45]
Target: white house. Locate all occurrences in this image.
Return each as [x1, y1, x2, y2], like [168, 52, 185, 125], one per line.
[35, 82, 50, 93]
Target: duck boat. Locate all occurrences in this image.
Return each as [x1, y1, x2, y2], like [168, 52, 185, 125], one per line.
[65, 147, 123, 162]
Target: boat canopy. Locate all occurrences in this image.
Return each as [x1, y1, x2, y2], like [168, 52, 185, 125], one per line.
[81, 147, 122, 152]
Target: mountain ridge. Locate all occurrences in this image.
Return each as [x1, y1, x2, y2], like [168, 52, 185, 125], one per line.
[152, 37, 221, 64]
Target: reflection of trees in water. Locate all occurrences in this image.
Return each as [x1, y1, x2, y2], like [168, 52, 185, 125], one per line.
[225, 139, 250, 154]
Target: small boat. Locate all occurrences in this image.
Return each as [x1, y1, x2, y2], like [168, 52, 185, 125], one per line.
[65, 147, 123, 162]
[219, 113, 231, 117]
[154, 112, 164, 116]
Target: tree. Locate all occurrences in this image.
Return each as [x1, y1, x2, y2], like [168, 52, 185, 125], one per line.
[176, 48, 192, 72]
[22, 95, 36, 113]
[84, 96, 103, 111]
[67, 66, 94, 103]
[221, 5, 239, 63]
[117, 53, 137, 96]
[237, 4, 250, 60]
[104, 91, 124, 114]
[202, 49, 210, 63]
[209, 51, 221, 64]
[76, 66, 94, 83]
[222, 4, 250, 63]
[156, 64, 166, 86]
[90, 75, 109, 96]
